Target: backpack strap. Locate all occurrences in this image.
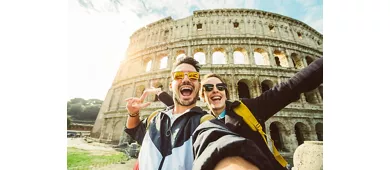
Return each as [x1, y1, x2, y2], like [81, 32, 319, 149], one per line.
[146, 109, 162, 130]
[233, 101, 288, 167]
[200, 114, 215, 124]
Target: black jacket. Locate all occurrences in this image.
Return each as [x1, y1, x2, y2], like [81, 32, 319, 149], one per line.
[192, 57, 323, 170]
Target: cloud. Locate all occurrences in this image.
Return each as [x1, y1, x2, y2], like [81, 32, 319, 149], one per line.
[294, 0, 323, 33]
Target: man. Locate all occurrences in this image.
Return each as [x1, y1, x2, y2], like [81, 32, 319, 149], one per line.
[193, 57, 323, 170]
[124, 56, 208, 170]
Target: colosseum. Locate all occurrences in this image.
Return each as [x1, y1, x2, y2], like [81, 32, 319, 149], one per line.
[91, 8, 323, 159]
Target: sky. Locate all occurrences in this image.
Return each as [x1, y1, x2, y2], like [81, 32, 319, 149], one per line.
[68, 0, 323, 100]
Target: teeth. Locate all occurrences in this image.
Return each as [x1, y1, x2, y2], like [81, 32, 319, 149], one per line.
[211, 96, 221, 100]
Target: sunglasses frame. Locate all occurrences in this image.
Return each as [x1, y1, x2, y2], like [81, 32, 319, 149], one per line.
[172, 71, 200, 80]
[203, 83, 227, 92]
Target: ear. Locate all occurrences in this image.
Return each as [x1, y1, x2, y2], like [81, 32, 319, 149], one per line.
[169, 82, 172, 92]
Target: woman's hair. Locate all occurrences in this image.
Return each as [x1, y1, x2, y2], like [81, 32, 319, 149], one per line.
[199, 73, 230, 100]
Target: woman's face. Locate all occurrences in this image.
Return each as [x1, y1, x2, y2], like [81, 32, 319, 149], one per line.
[202, 77, 227, 113]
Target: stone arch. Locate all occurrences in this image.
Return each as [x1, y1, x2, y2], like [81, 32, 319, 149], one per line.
[143, 58, 153, 72]
[318, 85, 323, 99]
[295, 122, 311, 146]
[158, 55, 168, 69]
[176, 50, 186, 61]
[212, 47, 227, 64]
[261, 79, 274, 93]
[233, 47, 249, 64]
[291, 53, 304, 69]
[315, 123, 323, 141]
[135, 85, 145, 98]
[270, 121, 287, 151]
[305, 56, 314, 66]
[193, 48, 206, 64]
[253, 48, 270, 65]
[304, 89, 318, 104]
[274, 50, 289, 67]
[111, 119, 122, 143]
[237, 79, 251, 99]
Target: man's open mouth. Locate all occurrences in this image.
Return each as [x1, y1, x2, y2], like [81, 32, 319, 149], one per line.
[180, 86, 194, 96]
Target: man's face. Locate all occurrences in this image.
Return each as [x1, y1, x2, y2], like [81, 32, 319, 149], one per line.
[170, 63, 200, 106]
[202, 77, 227, 111]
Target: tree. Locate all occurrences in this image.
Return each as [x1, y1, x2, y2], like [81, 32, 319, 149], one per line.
[69, 98, 87, 105]
[67, 117, 71, 129]
[86, 99, 103, 105]
[79, 105, 100, 120]
[67, 103, 85, 117]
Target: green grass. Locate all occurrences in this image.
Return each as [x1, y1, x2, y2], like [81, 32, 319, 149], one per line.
[67, 147, 127, 169]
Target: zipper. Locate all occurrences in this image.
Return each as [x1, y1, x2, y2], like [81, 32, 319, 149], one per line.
[158, 115, 172, 170]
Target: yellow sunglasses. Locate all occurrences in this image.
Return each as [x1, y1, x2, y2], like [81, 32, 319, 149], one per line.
[172, 71, 200, 80]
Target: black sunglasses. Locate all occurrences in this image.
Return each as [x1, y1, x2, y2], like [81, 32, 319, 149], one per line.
[203, 83, 227, 92]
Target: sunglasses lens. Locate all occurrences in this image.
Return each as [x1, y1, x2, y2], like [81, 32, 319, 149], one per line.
[216, 86, 225, 91]
[174, 72, 184, 80]
[203, 84, 214, 91]
[188, 72, 199, 80]
[216, 84, 226, 91]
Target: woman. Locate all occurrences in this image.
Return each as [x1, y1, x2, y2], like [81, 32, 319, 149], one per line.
[193, 57, 323, 170]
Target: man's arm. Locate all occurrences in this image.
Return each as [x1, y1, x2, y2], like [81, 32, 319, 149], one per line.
[123, 92, 151, 144]
[143, 88, 174, 107]
[242, 57, 323, 121]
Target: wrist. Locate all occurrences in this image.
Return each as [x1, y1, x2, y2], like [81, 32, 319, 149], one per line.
[128, 111, 139, 117]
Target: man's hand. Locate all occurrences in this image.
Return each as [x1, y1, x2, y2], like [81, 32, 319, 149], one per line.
[125, 92, 151, 116]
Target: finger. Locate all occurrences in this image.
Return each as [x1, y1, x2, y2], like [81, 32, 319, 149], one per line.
[140, 91, 148, 102]
[125, 97, 133, 102]
[139, 102, 151, 108]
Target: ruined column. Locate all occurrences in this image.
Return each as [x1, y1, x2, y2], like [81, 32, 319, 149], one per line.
[268, 46, 276, 67]
[302, 55, 308, 67]
[285, 49, 295, 68]
[248, 44, 255, 65]
[207, 45, 212, 64]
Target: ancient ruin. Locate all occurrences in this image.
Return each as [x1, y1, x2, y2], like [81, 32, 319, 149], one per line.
[91, 8, 323, 159]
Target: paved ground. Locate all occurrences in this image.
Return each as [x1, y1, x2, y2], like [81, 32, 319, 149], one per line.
[92, 159, 137, 170]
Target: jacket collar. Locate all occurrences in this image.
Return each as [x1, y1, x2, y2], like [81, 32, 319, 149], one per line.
[224, 100, 244, 131]
[160, 105, 205, 116]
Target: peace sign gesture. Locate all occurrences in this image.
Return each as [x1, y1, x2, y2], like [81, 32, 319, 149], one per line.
[125, 92, 151, 116]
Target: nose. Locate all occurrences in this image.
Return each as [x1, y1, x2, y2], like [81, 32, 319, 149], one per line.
[182, 74, 190, 82]
[211, 85, 219, 93]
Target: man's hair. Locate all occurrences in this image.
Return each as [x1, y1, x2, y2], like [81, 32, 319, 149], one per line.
[200, 73, 230, 100]
[172, 55, 201, 72]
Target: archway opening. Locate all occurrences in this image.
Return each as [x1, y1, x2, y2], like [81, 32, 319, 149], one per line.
[295, 122, 310, 146]
[274, 50, 289, 67]
[275, 57, 281, 66]
[270, 122, 284, 151]
[291, 53, 304, 69]
[254, 48, 270, 65]
[159, 56, 168, 69]
[233, 48, 248, 64]
[212, 48, 227, 64]
[316, 123, 323, 141]
[194, 52, 206, 64]
[238, 81, 250, 99]
[304, 90, 317, 104]
[306, 56, 314, 65]
[261, 80, 273, 93]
